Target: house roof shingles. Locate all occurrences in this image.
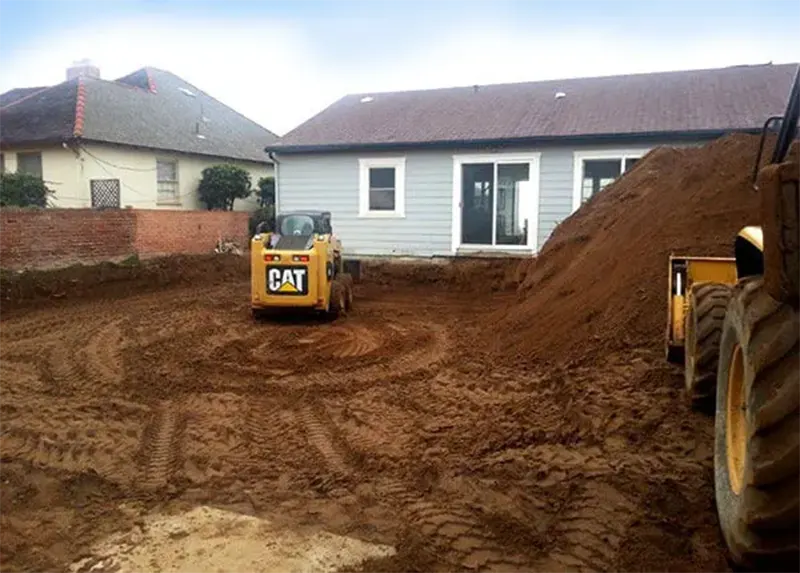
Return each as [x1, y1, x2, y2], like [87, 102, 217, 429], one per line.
[0, 68, 278, 163]
[270, 63, 799, 152]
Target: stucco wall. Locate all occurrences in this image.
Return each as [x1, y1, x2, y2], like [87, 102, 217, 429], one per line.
[1, 143, 272, 211]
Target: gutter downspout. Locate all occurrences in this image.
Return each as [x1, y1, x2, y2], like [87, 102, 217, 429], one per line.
[267, 151, 280, 215]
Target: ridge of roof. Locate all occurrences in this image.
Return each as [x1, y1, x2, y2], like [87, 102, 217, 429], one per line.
[144, 67, 279, 139]
[73, 78, 86, 137]
[344, 62, 795, 99]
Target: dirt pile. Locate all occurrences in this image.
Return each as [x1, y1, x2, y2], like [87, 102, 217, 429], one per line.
[492, 133, 794, 367]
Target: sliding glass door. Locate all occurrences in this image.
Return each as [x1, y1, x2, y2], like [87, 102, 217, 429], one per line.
[461, 163, 493, 245]
[455, 154, 539, 250]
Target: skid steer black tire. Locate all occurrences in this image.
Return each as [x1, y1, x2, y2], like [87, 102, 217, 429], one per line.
[340, 273, 354, 311]
[328, 279, 347, 319]
[714, 277, 799, 571]
[685, 281, 732, 406]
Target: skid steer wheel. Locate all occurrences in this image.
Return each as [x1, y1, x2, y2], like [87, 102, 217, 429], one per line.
[340, 273, 354, 311]
[714, 277, 799, 572]
[328, 279, 347, 319]
[685, 281, 732, 407]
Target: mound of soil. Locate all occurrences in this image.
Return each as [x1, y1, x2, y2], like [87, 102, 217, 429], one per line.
[491, 133, 795, 367]
[0, 254, 249, 312]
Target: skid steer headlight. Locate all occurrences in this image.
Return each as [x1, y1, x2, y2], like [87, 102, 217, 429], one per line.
[264, 254, 281, 262]
[292, 255, 310, 262]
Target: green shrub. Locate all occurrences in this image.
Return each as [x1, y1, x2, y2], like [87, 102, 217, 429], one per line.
[198, 164, 252, 210]
[0, 173, 54, 207]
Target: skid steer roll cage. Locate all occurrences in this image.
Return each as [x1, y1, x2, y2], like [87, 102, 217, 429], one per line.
[752, 65, 800, 184]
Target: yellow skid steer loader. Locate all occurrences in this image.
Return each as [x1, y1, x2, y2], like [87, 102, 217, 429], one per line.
[250, 211, 359, 319]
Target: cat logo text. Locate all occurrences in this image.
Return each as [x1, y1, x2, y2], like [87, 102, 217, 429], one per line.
[266, 266, 308, 295]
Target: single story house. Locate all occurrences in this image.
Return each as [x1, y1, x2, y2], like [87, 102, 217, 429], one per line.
[0, 62, 277, 211]
[266, 62, 798, 257]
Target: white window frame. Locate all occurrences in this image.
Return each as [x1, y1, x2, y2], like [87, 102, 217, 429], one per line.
[572, 148, 650, 212]
[451, 152, 541, 253]
[358, 157, 406, 218]
[156, 158, 180, 204]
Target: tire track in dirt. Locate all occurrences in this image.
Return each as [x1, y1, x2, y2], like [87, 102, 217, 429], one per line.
[139, 400, 185, 491]
[533, 481, 638, 573]
[374, 479, 531, 571]
[298, 403, 351, 478]
[0, 408, 145, 485]
[311, 324, 383, 358]
[479, 444, 708, 483]
[46, 342, 85, 394]
[289, 322, 450, 395]
[331, 400, 417, 462]
[83, 320, 125, 390]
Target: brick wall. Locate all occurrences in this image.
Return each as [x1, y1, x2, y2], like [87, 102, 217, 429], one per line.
[0, 209, 249, 270]
[0, 209, 137, 269]
[133, 210, 249, 258]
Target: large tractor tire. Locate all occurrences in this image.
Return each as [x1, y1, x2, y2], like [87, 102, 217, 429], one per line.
[684, 282, 732, 405]
[714, 277, 799, 571]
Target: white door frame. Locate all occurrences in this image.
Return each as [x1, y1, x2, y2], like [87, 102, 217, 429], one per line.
[451, 152, 541, 253]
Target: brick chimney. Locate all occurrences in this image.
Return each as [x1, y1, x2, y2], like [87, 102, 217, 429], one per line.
[67, 59, 100, 81]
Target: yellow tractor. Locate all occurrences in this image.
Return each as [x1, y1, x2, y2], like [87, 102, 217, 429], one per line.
[666, 66, 799, 569]
[250, 210, 359, 319]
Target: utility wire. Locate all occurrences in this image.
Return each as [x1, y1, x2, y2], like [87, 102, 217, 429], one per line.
[77, 144, 158, 172]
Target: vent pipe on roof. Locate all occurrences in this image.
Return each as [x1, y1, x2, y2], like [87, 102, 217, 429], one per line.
[67, 59, 100, 81]
[555, 91, 566, 99]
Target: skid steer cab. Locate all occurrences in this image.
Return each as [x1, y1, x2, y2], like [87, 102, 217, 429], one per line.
[250, 211, 360, 320]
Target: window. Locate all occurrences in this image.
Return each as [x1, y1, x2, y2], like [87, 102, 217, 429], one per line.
[90, 179, 121, 208]
[157, 159, 179, 203]
[452, 153, 541, 252]
[17, 152, 42, 178]
[358, 157, 405, 217]
[572, 149, 649, 210]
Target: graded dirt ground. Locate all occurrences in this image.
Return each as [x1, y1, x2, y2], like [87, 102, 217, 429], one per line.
[1, 274, 728, 573]
[4, 134, 780, 572]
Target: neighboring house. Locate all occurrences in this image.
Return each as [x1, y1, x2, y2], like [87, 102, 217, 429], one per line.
[0, 62, 278, 211]
[267, 62, 799, 257]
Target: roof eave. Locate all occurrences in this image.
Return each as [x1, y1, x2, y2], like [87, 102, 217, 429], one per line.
[76, 137, 273, 164]
[0, 135, 75, 150]
[265, 128, 762, 154]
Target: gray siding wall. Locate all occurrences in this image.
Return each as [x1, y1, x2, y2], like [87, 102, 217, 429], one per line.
[277, 139, 700, 257]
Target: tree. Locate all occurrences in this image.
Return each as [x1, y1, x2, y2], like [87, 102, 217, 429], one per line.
[256, 176, 275, 208]
[0, 173, 54, 207]
[249, 176, 276, 235]
[197, 164, 252, 210]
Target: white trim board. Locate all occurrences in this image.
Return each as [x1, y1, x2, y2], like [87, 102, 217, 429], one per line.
[571, 148, 651, 212]
[358, 156, 406, 218]
[451, 151, 541, 254]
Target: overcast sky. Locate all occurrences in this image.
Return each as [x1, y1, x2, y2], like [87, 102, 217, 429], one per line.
[0, 0, 798, 135]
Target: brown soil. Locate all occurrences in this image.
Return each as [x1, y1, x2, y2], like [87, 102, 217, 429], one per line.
[491, 134, 797, 369]
[0, 279, 727, 573]
[2, 134, 780, 573]
[0, 254, 250, 312]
